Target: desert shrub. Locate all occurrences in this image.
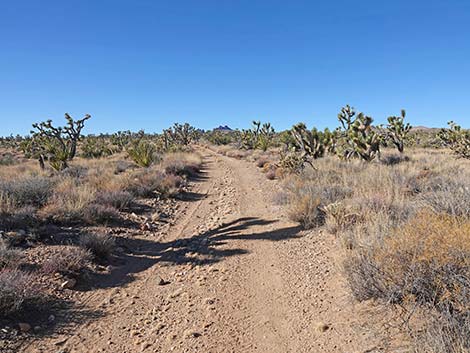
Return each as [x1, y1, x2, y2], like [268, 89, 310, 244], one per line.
[60, 165, 88, 179]
[225, 149, 249, 159]
[84, 166, 128, 193]
[81, 137, 114, 158]
[41, 181, 96, 223]
[206, 130, 234, 145]
[0, 153, 16, 166]
[114, 160, 137, 174]
[82, 204, 120, 224]
[0, 205, 37, 230]
[0, 241, 22, 269]
[94, 190, 134, 211]
[162, 153, 202, 177]
[345, 212, 470, 325]
[285, 177, 351, 229]
[0, 176, 53, 207]
[0, 269, 38, 316]
[42, 246, 92, 275]
[352, 194, 414, 224]
[127, 170, 183, 198]
[127, 140, 159, 167]
[324, 202, 362, 236]
[421, 182, 470, 218]
[414, 315, 470, 353]
[380, 152, 410, 166]
[79, 233, 115, 260]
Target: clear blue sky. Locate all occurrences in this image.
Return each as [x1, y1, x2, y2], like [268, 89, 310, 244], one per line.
[1, 0, 470, 136]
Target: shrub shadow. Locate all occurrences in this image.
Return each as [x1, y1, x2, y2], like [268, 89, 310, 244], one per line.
[87, 217, 301, 289]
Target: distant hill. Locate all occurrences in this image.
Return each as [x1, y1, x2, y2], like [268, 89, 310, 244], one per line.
[411, 126, 441, 132]
[213, 125, 233, 131]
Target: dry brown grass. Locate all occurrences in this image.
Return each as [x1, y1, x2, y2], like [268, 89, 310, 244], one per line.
[162, 152, 203, 177]
[79, 233, 115, 261]
[42, 246, 92, 275]
[281, 148, 470, 351]
[0, 268, 39, 316]
[0, 151, 202, 227]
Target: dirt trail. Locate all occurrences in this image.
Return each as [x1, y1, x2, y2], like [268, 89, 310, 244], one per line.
[24, 149, 400, 353]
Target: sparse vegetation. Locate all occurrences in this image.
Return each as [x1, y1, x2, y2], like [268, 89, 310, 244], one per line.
[279, 147, 470, 352]
[79, 233, 115, 261]
[0, 111, 468, 351]
[42, 246, 92, 275]
[0, 269, 38, 316]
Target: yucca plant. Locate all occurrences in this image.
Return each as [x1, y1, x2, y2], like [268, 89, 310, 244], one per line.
[126, 139, 158, 167]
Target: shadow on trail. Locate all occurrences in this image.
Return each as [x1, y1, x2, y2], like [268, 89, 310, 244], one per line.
[88, 217, 302, 290]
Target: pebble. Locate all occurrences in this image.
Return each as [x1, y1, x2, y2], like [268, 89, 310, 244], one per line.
[184, 329, 201, 339]
[61, 278, 77, 289]
[316, 322, 330, 332]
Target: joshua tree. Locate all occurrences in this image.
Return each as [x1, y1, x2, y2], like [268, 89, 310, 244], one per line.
[438, 121, 470, 159]
[386, 109, 412, 153]
[30, 113, 91, 170]
[336, 105, 381, 162]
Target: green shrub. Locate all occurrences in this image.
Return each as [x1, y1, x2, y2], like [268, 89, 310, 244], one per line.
[127, 140, 159, 167]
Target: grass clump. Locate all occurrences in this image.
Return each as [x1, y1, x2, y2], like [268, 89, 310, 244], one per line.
[162, 153, 202, 177]
[0, 176, 53, 208]
[94, 190, 134, 211]
[42, 246, 92, 275]
[285, 175, 351, 229]
[127, 169, 183, 198]
[0, 269, 38, 316]
[0, 241, 22, 269]
[79, 233, 115, 261]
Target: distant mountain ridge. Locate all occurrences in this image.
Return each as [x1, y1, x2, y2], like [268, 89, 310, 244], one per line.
[213, 125, 233, 131]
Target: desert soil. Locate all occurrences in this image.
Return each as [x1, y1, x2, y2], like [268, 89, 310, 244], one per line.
[22, 148, 406, 353]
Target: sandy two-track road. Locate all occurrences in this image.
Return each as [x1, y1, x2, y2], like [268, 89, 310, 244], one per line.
[24, 148, 401, 353]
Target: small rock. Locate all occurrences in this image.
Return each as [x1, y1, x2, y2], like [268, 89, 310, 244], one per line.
[61, 278, 77, 289]
[18, 323, 31, 332]
[316, 322, 330, 332]
[184, 329, 201, 339]
[204, 298, 215, 305]
[48, 314, 56, 323]
[157, 277, 170, 286]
